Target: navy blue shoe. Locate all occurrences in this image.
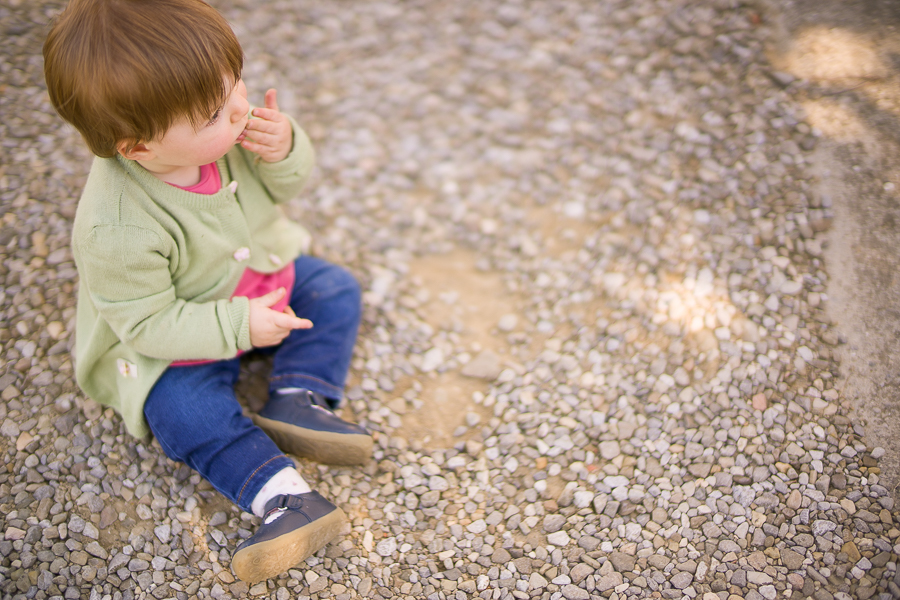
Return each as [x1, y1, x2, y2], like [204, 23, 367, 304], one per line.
[253, 390, 373, 465]
[232, 492, 346, 584]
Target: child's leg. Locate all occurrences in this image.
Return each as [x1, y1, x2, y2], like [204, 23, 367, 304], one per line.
[145, 360, 347, 583]
[143, 358, 296, 512]
[253, 256, 372, 465]
[268, 255, 362, 403]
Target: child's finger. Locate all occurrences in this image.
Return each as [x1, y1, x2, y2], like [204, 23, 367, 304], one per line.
[283, 306, 314, 328]
[264, 88, 279, 112]
[241, 140, 278, 161]
[244, 119, 280, 136]
[250, 106, 283, 122]
[273, 312, 312, 330]
[240, 138, 267, 154]
[240, 131, 265, 148]
[252, 287, 286, 308]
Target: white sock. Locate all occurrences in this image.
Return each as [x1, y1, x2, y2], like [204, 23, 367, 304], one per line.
[277, 387, 307, 395]
[250, 467, 312, 517]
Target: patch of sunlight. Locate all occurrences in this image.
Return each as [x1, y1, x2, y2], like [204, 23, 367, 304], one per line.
[564, 260, 763, 421]
[652, 272, 759, 345]
[776, 25, 886, 81]
[801, 99, 868, 141]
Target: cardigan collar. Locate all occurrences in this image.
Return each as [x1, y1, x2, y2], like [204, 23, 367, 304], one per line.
[114, 153, 235, 202]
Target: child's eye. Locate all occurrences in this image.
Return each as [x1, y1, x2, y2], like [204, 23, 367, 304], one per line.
[207, 108, 222, 126]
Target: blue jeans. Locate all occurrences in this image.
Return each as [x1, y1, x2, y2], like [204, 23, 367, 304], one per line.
[144, 256, 361, 512]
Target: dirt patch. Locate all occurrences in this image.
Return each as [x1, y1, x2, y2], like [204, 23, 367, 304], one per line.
[409, 247, 519, 355]
[390, 373, 492, 449]
[527, 204, 603, 259]
[391, 247, 519, 449]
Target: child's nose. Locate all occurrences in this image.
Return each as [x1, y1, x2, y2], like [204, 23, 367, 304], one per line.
[232, 103, 247, 123]
[231, 97, 249, 123]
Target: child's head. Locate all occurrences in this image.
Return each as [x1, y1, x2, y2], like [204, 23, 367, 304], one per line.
[43, 0, 243, 158]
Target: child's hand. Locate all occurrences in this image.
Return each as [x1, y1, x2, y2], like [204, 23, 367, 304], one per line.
[240, 89, 293, 163]
[248, 287, 312, 347]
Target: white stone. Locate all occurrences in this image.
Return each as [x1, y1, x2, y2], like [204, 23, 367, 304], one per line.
[467, 519, 487, 534]
[573, 491, 595, 509]
[547, 531, 571, 546]
[780, 280, 803, 295]
[376, 537, 397, 557]
[603, 475, 629, 488]
[420, 347, 444, 372]
[428, 476, 450, 491]
[599, 440, 621, 460]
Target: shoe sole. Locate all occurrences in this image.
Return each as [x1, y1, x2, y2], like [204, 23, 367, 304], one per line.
[232, 506, 347, 584]
[253, 415, 373, 466]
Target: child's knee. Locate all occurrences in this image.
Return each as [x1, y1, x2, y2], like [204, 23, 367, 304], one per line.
[324, 263, 361, 303]
[339, 268, 361, 303]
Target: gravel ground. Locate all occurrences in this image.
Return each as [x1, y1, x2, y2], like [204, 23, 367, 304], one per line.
[2, 0, 899, 600]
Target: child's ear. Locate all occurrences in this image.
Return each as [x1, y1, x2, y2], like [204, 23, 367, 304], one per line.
[117, 140, 154, 160]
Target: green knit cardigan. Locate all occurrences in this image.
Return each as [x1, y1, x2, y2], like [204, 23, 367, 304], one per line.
[71, 119, 315, 438]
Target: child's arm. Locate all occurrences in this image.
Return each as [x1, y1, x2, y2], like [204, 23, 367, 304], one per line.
[236, 89, 316, 204]
[76, 225, 308, 360]
[240, 90, 292, 163]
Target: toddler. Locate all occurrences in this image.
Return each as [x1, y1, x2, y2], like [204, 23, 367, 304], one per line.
[43, 0, 372, 583]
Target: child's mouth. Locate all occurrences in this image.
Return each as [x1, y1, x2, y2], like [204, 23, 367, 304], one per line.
[235, 115, 250, 144]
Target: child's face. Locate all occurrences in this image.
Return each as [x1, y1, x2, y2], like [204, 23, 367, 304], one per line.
[137, 78, 250, 172]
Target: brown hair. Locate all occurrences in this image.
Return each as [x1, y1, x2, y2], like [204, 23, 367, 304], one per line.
[43, 0, 243, 157]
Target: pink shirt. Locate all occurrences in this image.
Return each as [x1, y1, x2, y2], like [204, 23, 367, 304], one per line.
[169, 163, 295, 365]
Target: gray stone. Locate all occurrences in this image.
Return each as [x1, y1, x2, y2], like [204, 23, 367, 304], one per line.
[595, 573, 624, 592]
[542, 514, 566, 533]
[719, 540, 741, 553]
[609, 552, 636, 572]
[781, 548, 805, 570]
[128, 558, 150, 572]
[671, 571, 693, 590]
[561, 584, 589, 600]
[461, 351, 502, 380]
[492, 547, 511, 564]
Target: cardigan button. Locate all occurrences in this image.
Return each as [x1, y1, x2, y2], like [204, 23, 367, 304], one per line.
[227, 181, 238, 193]
[268, 253, 283, 266]
[116, 358, 138, 378]
[233, 247, 250, 262]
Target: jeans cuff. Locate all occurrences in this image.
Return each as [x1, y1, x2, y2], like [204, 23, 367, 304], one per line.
[234, 454, 295, 513]
[269, 374, 344, 402]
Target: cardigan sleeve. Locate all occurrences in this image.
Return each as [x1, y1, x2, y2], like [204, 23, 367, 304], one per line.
[238, 114, 316, 204]
[75, 224, 253, 360]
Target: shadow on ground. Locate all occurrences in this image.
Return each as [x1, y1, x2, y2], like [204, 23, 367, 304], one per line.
[762, 0, 900, 498]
